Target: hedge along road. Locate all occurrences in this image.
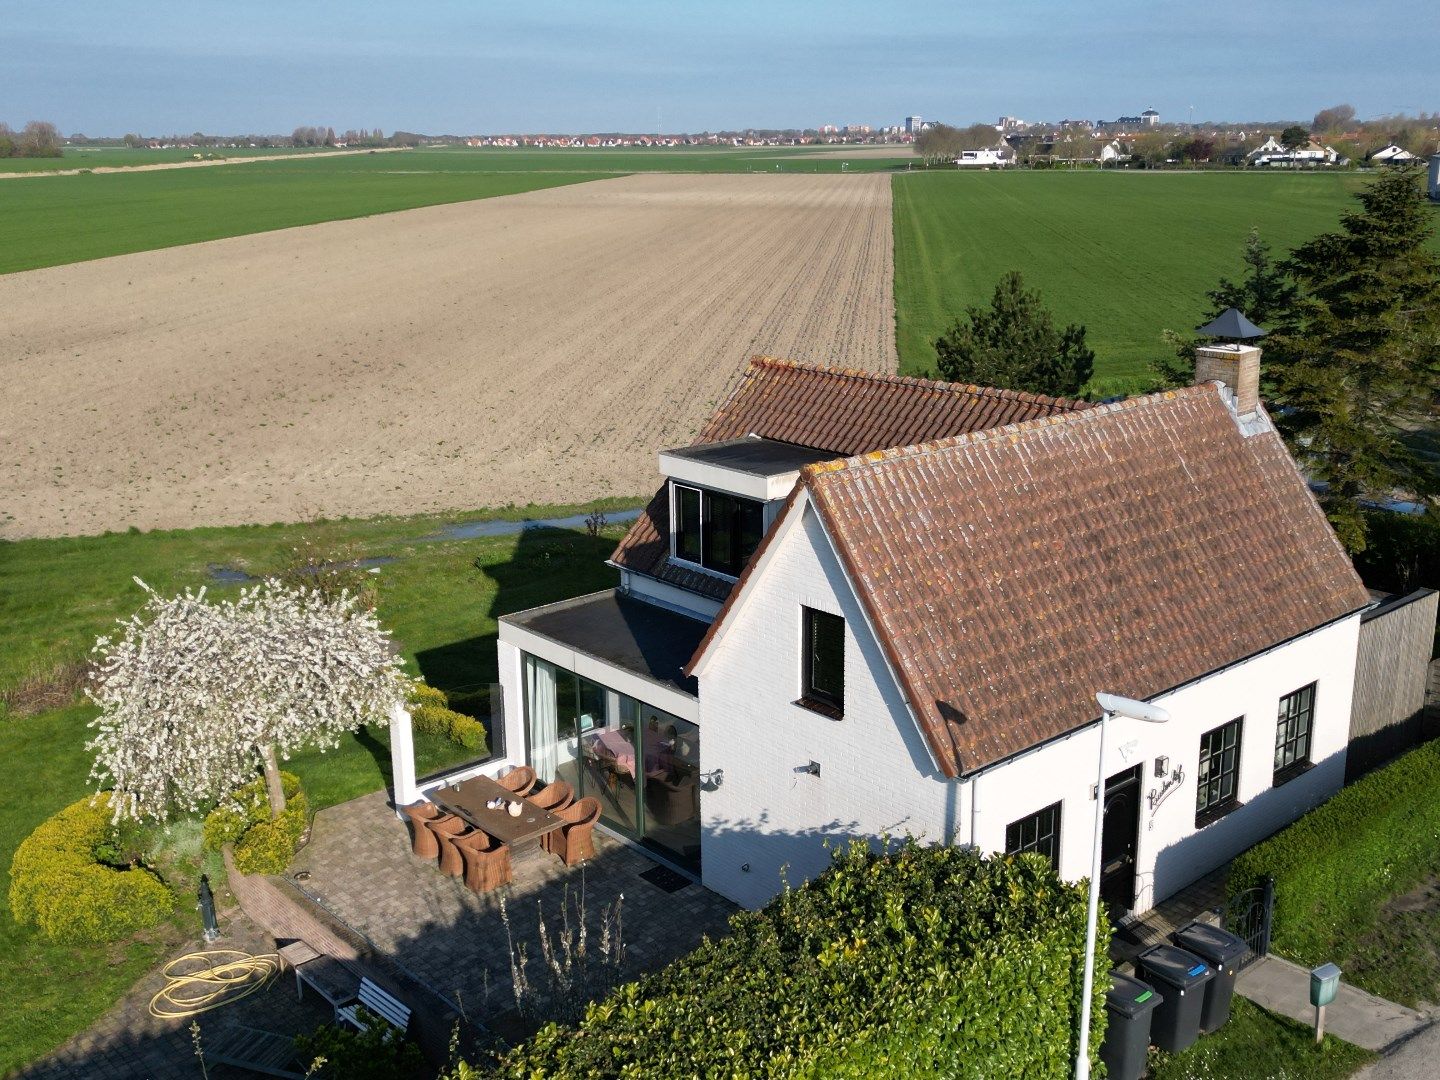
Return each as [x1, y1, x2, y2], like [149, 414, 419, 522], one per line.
[0, 171, 896, 538]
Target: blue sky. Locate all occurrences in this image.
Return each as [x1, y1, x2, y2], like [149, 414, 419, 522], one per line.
[1, 1, 1431, 135]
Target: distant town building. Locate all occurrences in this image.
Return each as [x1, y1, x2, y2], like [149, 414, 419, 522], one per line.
[1247, 136, 1341, 167]
[953, 146, 1014, 168]
[1367, 143, 1417, 164]
[904, 115, 923, 135]
[1429, 154, 1440, 201]
[997, 116, 1027, 131]
[1101, 109, 1160, 133]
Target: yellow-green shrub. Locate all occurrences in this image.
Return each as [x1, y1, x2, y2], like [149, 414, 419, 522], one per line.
[203, 772, 308, 875]
[412, 703, 488, 753]
[9, 793, 174, 944]
[408, 680, 488, 753]
[408, 680, 449, 710]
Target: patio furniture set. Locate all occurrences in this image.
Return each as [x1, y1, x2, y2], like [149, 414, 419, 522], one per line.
[401, 767, 602, 893]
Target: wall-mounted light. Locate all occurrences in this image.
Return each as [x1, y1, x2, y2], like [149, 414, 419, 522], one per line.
[700, 768, 724, 792]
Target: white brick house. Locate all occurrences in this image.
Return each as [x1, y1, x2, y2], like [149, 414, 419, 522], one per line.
[417, 354, 1374, 915]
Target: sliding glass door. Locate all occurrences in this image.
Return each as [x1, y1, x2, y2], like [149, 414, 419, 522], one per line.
[522, 653, 701, 871]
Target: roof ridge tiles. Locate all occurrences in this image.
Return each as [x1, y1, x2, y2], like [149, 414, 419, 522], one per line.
[746, 355, 1088, 413]
[801, 384, 1210, 482]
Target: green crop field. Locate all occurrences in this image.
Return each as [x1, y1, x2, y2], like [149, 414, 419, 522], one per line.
[0, 164, 608, 274]
[0, 144, 348, 172]
[0, 146, 913, 274]
[892, 170, 1389, 395]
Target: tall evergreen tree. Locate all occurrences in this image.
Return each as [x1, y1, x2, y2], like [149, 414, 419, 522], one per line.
[1267, 164, 1440, 551]
[1153, 229, 1298, 386]
[934, 271, 1094, 397]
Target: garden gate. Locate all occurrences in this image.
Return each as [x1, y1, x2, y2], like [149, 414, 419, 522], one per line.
[1218, 875, 1274, 971]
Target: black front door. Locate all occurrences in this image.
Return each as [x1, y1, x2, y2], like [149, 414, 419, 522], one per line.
[1100, 765, 1142, 913]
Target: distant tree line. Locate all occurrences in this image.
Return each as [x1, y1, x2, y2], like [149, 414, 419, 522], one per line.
[0, 121, 62, 159]
[291, 126, 420, 148]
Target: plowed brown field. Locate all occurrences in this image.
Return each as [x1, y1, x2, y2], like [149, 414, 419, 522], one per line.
[0, 172, 894, 538]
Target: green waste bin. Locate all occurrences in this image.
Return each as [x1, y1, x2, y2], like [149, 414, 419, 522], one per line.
[1171, 921, 1249, 1032]
[1101, 971, 1164, 1080]
[1137, 944, 1214, 1052]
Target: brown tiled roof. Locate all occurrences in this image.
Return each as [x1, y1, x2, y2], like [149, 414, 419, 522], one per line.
[793, 384, 1369, 776]
[611, 358, 1087, 588]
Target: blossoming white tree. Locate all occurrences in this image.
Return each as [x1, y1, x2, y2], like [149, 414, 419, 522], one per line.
[88, 578, 408, 822]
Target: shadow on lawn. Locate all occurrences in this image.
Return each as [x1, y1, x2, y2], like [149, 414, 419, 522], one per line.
[413, 522, 620, 698]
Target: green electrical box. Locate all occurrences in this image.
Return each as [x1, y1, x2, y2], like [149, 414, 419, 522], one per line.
[1310, 963, 1341, 1007]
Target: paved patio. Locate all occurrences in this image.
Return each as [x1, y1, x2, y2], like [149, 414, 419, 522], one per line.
[288, 790, 738, 1038]
[16, 908, 333, 1080]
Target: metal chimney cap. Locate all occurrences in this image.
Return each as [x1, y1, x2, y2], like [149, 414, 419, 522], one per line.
[1197, 307, 1266, 340]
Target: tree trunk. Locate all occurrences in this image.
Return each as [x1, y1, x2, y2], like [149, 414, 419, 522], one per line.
[261, 744, 287, 819]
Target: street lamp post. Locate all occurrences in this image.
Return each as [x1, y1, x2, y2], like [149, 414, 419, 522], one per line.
[1076, 692, 1171, 1080]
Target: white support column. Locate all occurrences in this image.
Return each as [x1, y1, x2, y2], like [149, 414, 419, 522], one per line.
[389, 701, 420, 813]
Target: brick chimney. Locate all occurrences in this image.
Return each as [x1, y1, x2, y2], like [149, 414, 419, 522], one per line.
[1195, 343, 1261, 415]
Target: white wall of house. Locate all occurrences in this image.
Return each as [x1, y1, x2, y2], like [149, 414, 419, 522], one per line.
[697, 497, 1363, 913]
[970, 610, 1361, 912]
[698, 503, 958, 909]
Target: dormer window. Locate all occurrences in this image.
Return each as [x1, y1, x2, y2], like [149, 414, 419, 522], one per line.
[670, 482, 764, 577]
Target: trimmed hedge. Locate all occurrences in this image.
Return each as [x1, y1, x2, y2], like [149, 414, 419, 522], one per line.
[489, 840, 1104, 1078]
[203, 771, 309, 875]
[1230, 739, 1440, 966]
[9, 793, 174, 944]
[408, 681, 488, 754]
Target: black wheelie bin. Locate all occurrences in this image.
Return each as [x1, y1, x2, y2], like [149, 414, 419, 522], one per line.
[1136, 944, 1214, 1052]
[1100, 970, 1164, 1080]
[1171, 920, 1249, 1032]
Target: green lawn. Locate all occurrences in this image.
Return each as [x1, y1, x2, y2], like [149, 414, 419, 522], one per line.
[891, 170, 1377, 396]
[0, 498, 638, 1073]
[0, 165, 608, 274]
[1148, 996, 1375, 1079]
[0, 145, 350, 172]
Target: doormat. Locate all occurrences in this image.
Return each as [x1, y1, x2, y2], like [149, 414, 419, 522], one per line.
[639, 865, 692, 894]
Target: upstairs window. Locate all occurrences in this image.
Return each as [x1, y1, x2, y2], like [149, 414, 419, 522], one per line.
[670, 483, 763, 577]
[1196, 717, 1243, 826]
[1274, 683, 1316, 784]
[1006, 802, 1062, 872]
[801, 607, 845, 716]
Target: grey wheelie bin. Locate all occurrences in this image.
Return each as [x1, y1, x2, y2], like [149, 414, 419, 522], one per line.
[1100, 971, 1164, 1080]
[1136, 944, 1214, 1052]
[1171, 921, 1249, 1032]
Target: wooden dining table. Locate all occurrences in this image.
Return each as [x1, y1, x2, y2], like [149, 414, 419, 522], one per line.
[427, 774, 565, 847]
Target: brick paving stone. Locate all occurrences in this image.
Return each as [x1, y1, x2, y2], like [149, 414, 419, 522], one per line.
[289, 790, 738, 1032]
[20, 789, 737, 1078]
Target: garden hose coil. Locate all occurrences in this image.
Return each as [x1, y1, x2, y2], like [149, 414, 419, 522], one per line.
[148, 949, 281, 1019]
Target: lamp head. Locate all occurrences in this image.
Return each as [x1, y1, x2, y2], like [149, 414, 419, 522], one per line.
[1096, 692, 1171, 725]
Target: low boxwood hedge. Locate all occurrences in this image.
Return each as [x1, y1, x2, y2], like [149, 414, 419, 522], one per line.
[408, 681, 488, 754]
[203, 771, 309, 875]
[487, 840, 1104, 1078]
[9, 793, 174, 944]
[1230, 738, 1440, 966]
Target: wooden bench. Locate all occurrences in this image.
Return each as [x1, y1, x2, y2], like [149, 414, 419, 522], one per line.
[335, 976, 411, 1037]
[202, 1023, 303, 1079]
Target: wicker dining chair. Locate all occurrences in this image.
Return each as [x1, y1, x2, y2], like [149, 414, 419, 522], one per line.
[550, 797, 601, 867]
[400, 801, 445, 860]
[497, 765, 538, 797]
[426, 815, 469, 877]
[455, 828, 512, 894]
[530, 781, 575, 853]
